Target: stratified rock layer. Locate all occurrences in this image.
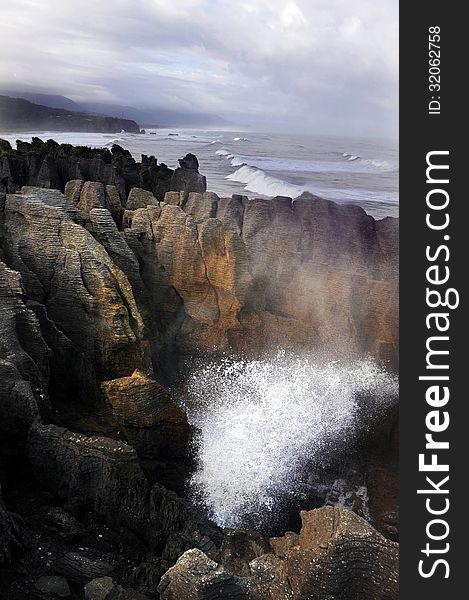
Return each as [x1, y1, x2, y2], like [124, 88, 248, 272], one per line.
[125, 190, 398, 370]
[0, 174, 399, 599]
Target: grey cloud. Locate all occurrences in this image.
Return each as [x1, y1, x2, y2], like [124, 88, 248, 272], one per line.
[0, 0, 398, 136]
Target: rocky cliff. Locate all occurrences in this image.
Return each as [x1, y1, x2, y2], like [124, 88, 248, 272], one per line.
[0, 144, 399, 599]
[0, 137, 173, 204]
[123, 189, 398, 375]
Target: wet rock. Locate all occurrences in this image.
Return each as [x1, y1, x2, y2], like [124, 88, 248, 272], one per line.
[84, 576, 115, 600]
[158, 506, 398, 600]
[33, 575, 71, 598]
[266, 506, 398, 600]
[158, 548, 258, 600]
[54, 551, 115, 583]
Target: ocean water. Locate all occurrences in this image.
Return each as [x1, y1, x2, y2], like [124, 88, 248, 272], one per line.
[1, 128, 398, 219]
[182, 352, 398, 529]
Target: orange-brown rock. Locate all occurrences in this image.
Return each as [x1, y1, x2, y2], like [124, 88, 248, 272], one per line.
[100, 370, 189, 459]
[125, 191, 399, 368]
[126, 187, 159, 210]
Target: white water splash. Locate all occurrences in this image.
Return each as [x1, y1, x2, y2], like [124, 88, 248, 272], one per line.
[185, 353, 397, 528]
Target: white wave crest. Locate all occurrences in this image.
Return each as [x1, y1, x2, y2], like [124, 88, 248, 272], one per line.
[226, 165, 305, 197]
[186, 353, 397, 528]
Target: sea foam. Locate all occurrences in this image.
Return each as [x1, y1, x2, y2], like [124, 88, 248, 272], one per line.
[185, 353, 397, 528]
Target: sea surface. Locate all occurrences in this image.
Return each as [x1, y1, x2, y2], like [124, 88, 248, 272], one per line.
[0, 129, 398, 219]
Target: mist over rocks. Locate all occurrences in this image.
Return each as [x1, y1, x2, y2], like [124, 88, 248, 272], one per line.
[0, 95, 141, 134]
[125, 189, 398, 371]
[0, 144, 399, 598]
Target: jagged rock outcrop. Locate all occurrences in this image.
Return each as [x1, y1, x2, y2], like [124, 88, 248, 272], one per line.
[27, 422, 223, 569]
[0, 159, 399, 598]
[127, 188, 159, 211]
[170, 153, 206, 194]
[0, 138, 175, 205]
[158, 506, 399, 600]
[100, 371, 189, 459]
[1, 187, 188, 462]
[0, 259, 50, 474]
[125, 190, 398, 369]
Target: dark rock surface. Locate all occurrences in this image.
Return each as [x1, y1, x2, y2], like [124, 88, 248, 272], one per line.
[0, 486, 26, 563]
[0, 153, 399, 599]
[158, 506, 398, 600]
[170, 153, 206, 194]
[0, 137, 176, 205]
[33, 574, 71, 598]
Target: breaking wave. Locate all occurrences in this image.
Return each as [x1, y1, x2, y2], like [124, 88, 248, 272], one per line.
[226, 164, 305, 197]
[185, 353, 397, 528]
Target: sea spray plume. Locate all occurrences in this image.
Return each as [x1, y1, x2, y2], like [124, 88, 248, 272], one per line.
[185, 352, 397, 529]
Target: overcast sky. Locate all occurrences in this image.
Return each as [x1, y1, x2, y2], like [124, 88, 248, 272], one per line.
[0, 0, 398, 137]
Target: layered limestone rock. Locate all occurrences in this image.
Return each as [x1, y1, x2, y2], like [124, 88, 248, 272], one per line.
[0, 259, 50, 472]
[127, 187, 159, 211]
[27, 422, 222, 567]
[100, 371, 189, 459]
[1, 187, 187, 458]
[0, 173, 399, 598]
[125, 190, 399, 369]
[158, 506, 399, 600]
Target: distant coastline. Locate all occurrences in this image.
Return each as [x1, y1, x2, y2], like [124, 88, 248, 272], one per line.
[0, 95, 141, 134]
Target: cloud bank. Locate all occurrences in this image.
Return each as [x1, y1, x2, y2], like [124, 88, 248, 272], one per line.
[0, 0, 398, 137]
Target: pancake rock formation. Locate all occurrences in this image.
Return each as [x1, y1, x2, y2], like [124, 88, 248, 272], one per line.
[0, 144, 399, 599]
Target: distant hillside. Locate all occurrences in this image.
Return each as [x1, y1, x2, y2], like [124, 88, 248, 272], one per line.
[0, 95, 140, 133]
[1, 90, 230, 128]
[1, 91, 80, 111]
[79, 101, 231, 128]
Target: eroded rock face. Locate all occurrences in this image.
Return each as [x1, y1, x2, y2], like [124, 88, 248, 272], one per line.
[100, 371, 189, 459]
[158, 506, 398, 600]
[0, 259, 50, 472]
[125, 191, 399, 369]
[126, 188, 159, 211]
[1, 187, 187, 459]
[0, 175, 399, 598]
